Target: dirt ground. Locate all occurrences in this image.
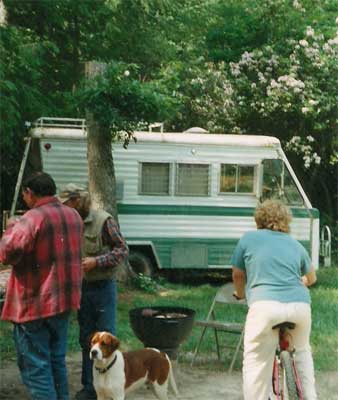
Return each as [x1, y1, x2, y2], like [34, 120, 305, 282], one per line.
[0, 352, 337, 399]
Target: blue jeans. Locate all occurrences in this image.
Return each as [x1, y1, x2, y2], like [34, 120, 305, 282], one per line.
[78, 279, 117, 392]
[13, 311, 70, 400]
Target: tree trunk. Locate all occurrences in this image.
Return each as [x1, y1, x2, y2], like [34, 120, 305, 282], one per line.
[85, 61, 130, 282]
[86, 113, 118, 218]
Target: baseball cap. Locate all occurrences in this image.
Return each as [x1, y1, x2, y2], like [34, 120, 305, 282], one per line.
[58, 183, 87, 203]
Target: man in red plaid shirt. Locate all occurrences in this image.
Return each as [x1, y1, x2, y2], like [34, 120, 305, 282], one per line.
[0, 172, 83, 400]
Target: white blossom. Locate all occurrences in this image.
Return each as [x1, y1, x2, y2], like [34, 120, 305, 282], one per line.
[269, 55, 279, 67]
[323, 43, 331, 52]
[302, 107, 309, 114]
[306, 135, 315, 142]
[230, 63, 241, 77]
[278, 75, 305, 89]
[299, 39, 309, 47]
[258, 72, 266, 83]
[239, 51, 254, 66]
[328, 37, 338, 45]
[314, 154, 321, 164]
[306, 27, 315, 37]
[0, 0, 6, 26]
[303, 155, 311, 168]
[290, 136, 301, 144]
[124, 70, 130, 77]
[270, 79, 280, 88]
[293, 0, 302, 10]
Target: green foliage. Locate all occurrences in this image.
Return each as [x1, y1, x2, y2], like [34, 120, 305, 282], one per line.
[0, 24, 57, 211]
[76, 61, 177, 145]
[3, 0, 114, 89]
[206, 1, 270, 62]
[1, 0, 112, 212]
[159, 60, 237, 132]
[104, 0, 218, 76]
[206, 0, 338, 62]
[311, 267, 338, 370]
[131, 273, 159, 294]
[104, 0, 174, 76]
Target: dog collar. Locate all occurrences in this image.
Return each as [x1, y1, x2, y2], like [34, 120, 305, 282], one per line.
[95, 354, 117, 374]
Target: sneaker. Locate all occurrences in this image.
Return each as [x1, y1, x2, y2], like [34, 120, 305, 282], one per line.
[74, 388, 97, 400]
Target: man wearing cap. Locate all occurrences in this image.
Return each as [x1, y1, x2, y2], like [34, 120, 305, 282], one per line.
[0, 172, 83, 400]
[59, 183, 128, 400]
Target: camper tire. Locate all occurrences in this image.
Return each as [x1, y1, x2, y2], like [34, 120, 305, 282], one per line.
[128, 251, 154, 277]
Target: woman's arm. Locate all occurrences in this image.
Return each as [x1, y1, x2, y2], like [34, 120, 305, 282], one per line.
[232, 266, 246, 299]
[302, 265, 317, 287]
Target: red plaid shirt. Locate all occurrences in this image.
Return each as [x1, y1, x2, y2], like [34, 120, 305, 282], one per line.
[0, 196, 83, 323]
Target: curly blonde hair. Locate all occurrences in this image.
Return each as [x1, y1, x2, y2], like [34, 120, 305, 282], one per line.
[254, 200, 292, 233]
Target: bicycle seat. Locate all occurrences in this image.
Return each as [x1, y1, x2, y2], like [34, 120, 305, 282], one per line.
[272, 321, 296, 330]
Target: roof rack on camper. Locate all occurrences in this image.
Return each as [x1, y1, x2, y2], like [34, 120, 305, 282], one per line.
[149, 122, 164, 133]
[33, 117, 86, 130]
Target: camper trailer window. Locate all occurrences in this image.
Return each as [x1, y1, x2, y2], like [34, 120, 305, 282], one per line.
[220, 164, 255, 193]
[262, 159, 303, 205]
[176, 163, 210, 196]
[140, 162, 170, 195]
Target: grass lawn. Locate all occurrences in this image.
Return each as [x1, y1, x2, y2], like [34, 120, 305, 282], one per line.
[0, 267, 337, 371]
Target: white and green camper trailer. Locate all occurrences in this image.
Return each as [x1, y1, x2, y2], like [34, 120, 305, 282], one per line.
[13, 117, 320, 274]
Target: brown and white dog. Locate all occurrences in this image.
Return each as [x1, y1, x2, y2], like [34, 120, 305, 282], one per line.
[90, 331, 179, 400]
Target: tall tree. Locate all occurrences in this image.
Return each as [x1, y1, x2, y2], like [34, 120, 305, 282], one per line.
[78, 60, 175, 216]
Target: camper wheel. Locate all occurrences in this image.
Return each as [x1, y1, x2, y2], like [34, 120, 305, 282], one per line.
[128, 251, 154, 277]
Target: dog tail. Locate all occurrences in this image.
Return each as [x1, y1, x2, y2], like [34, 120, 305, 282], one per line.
[166, 354, 179, 397]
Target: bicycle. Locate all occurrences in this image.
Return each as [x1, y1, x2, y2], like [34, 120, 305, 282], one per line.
[271, 322, 304, 400]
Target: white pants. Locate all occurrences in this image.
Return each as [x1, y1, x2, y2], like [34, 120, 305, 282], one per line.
[243, 301, 317, 400]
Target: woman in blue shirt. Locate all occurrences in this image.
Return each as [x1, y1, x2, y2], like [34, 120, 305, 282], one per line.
[232, 200, 317, 400]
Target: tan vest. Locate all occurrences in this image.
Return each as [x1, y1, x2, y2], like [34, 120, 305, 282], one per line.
[82, 209, 116, 282]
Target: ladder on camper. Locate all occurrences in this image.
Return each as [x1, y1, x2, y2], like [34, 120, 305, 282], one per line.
[320, 225, 332, 267]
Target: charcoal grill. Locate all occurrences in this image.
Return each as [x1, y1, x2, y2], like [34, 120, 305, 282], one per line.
[129, 306, 195, 360]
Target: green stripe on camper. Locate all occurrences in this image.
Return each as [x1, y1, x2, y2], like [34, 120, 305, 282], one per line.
[118, 204, 319, 218]
[126, 237, 311, 269]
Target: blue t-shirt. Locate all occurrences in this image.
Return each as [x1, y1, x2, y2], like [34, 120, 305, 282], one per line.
[230, 229, 312, 306]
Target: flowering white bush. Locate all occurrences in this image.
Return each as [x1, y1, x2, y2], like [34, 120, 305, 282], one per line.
[163, 2, 337, 175]
[223, 19, 338, 170]
[286, 135, 321, 168]
[189, 62, 238, 132]
[161, 61, 238, 132]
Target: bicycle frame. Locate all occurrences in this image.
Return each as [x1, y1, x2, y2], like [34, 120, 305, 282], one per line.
[272, 324, 304, 400]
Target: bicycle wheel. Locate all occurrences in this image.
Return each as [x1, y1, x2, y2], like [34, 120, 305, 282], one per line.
[280, 350, 299, 399]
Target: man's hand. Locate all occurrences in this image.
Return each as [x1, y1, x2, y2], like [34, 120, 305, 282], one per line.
[82, 257, 97, 273]
[6, 216, 21, 228]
